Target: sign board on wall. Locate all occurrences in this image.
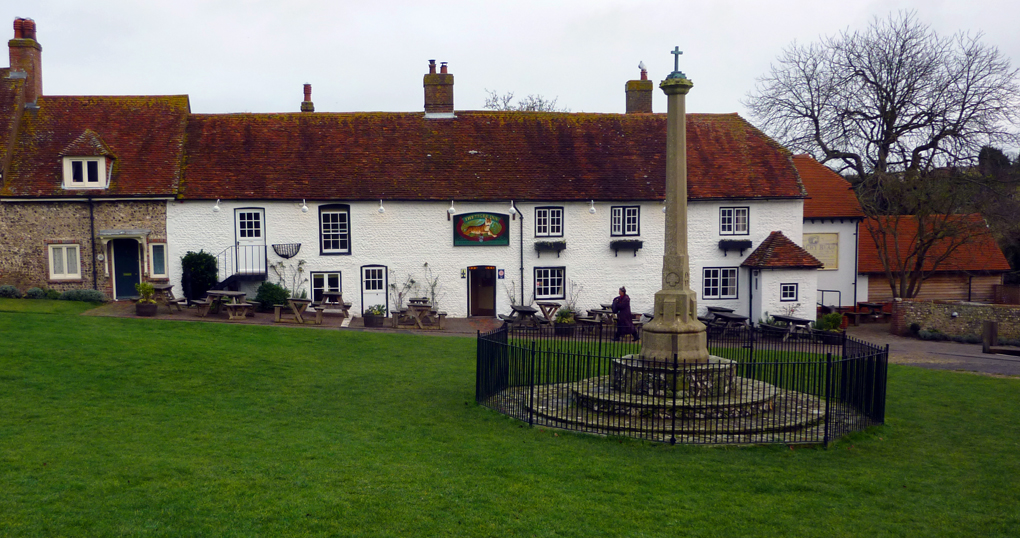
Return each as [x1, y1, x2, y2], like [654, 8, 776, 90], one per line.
[453, 213, 509, 246]
[803, 233, 838, 270]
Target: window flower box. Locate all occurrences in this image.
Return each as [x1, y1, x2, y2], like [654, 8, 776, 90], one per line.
[610, 239, 643, 257]
[534, 240, 566, 258]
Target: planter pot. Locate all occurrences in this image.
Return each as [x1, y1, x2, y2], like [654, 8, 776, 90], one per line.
[136, 302, 158, 317]
[554, 323, 576, 336]
[363, 314, 385, 328]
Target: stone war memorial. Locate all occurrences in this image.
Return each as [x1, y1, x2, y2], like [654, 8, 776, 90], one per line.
[475, 49, 889, 445]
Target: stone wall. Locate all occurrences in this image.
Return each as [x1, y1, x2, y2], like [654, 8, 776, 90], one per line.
[890, 298, 1020, 339]
[0, 200, 167, 296]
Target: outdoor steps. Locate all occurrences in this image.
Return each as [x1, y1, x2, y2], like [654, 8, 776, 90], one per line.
[509, 379, 826, 436]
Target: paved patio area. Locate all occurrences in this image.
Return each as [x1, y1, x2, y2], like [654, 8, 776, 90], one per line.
[84, 300, 503, 337]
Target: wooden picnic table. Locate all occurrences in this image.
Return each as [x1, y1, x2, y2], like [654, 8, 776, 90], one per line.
[535, 301, 561, 322]
[317, 291, 351, 324]
[588, 308, 615, 324]
[275, 298, 312, 324]
[150, 282, 185, 314]
[710, 311, 749, 336]
[706, 306, 735, 315]
[499, 304, 546, 328]
[771, 314, 815, 341]
[202, 290, 248, 318]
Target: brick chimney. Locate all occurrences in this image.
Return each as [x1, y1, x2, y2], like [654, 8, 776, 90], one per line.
[423, 60, 454, 118]
[301, 83, 314, 112]
[625, 63, 653, 114]
[10, 18, 42, 106]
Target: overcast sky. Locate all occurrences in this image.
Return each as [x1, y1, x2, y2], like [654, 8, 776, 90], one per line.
[7, 1, 1019, 119]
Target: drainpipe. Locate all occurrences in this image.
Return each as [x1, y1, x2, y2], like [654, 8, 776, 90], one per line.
[512, 204, 525, 304]
[89, 197, 98, 290]
[853, 220, 860, 307]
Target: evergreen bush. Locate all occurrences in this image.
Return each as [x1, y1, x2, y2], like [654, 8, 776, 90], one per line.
[24, 287, 47, 299]
[254, 282, 289, 312]
[0, 285, 23, 298]
[182, 251, 218, 300]
[46, 289, 61, 300]
[59, 289, 107, 302]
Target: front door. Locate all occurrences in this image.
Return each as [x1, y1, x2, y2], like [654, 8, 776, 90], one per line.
[235, 208, 266, 275]
[112, 238, 140, 300]
[361, 266, 388, 315]
[468, 266, 496, 317]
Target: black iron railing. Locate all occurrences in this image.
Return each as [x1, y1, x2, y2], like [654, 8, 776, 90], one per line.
[475, 322, 888, 445]
[215, 244, 267, 282]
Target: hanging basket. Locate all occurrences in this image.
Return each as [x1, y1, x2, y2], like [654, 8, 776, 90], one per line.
[272, 243, 301, 259]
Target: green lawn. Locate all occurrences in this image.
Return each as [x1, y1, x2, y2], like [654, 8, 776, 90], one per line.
[1, 302, 1018, 537]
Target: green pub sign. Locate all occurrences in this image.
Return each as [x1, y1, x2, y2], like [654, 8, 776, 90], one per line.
[452, 213, 509, 246]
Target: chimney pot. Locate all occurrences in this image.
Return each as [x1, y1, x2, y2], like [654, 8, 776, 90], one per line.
[640, 69, 648, 81]
[440, 62, 448, 74]
[9, 17, 42, 104]
[625, 66, 654, 114]
[13, 18, 23, 39]
[429, 59, 436, 74]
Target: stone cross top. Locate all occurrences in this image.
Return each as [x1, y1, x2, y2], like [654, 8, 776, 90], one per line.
[671, 46, 682, 71]
[638, 48, 709, 364]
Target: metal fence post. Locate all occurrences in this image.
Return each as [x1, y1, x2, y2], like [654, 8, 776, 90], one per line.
[823, 352, 832, 447]
[528, 341, 536, 427]
[670, 353, 678, 445]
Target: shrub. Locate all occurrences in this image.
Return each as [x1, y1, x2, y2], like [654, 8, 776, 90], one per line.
[182, 251, 218, 301]
[918, 329, 950, 341]
[24, 287, 47, 299]
[365, 304, 386, 316]
[0, 285, 22, 299]
[813, 312, 844, 332]
[254, 282, 289, 312]
[46, 289, 61, 300]
[135, 282, 156, 304]
[909, 322, 921, 335]
[59, 289, 107, 303]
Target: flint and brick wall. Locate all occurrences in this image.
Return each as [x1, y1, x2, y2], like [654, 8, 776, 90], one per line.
[0, 200, 167, 296]
[891, 298, 1020, 339]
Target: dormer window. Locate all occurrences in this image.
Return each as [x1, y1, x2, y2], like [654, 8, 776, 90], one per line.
[63, 157, 108, 189]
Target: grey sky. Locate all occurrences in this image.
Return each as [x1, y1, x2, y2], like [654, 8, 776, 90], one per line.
[8, 1, 1019, 118]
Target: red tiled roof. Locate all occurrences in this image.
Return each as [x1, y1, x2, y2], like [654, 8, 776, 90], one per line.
[858, 215, 1010, 273]
[741, 231, 823, 269]
[792, 154, 864, 219]
[59, 129, 115, 157]
[179, 111, 806, 201]
[2, 95, 190, 198]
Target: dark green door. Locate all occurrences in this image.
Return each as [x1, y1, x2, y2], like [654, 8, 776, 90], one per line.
[112, 239, 140, 300]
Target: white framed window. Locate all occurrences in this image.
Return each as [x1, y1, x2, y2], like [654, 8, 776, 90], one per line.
[534, 267, 565, 300]
[311, 272, 342, 303]
[703, 267, 738, 299]
[61, 157, 107, 189]
[611, 206, 640, 236]
[319, 204, 351, 255]
[149, 243, 168, 279]
[535, 207, 563, 237]
[720, 207, 749, 235]
[48, 244, 82, 280]
[780, 283, 798, 302]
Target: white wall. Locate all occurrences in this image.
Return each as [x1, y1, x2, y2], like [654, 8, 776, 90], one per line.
[166, 197, 807, 318]
[803, 219, 862, 308]
[755, 268, 818, 323]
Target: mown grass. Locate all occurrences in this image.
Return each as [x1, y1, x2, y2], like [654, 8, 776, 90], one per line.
[1, 308, 1018, 537]
[0, 297, 100, 315]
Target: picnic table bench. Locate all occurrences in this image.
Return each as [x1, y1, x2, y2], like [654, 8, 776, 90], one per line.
[771, 314, 815, 341]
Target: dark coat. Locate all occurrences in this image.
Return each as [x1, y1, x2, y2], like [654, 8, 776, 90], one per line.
[612, 294, 636, 337]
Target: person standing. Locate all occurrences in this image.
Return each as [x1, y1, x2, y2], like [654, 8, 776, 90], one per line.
[611, 286, 636, 341]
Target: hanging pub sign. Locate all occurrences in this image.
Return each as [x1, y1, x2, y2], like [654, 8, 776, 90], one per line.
[453, 213, 510, 246]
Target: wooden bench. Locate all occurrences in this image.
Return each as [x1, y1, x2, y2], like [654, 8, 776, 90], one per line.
[312, 302, 352, 325]
[436, 311, 447, 330]
[224, 302, 253, 320]
[192, 299, 211, 317]
[167, 297, 187, 312]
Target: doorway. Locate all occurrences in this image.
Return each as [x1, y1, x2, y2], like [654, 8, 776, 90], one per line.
[234, 208, 267, 275]
[111, 238, 140, 300]
[361, 265, 388, 315]
[467, 266, 496, 317]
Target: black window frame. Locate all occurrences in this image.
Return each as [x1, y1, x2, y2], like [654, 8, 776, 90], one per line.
[534, 206, 564, 238]
[719, 206, 750, 236]
[780, 283, 798, 302]
[534, 266, 566, 300]
[319, 203, 352, 256]
[702, 267, 739, 300]
[610, 206, 641, 237]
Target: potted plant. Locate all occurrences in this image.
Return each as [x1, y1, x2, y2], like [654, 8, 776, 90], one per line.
[363, 304, 387, 327]
[554, 307, 576, 336]
[135, 282, 158, 317]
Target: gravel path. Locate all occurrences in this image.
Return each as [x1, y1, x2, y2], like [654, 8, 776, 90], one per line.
[847, 322, 1020, 377]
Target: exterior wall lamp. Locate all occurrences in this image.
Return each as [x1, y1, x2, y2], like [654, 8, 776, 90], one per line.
[448, 200, 456, 220]
[509, 200, 516, 219]
[378, 200, 385, 214]
[213, 199, 221, 213]
[301, 199, 309, 213]
[589, 200, 596, 214]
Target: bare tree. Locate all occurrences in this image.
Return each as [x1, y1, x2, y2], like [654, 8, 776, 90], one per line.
[746, 11, 1020, 298]
[484, 89, 568, 112]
